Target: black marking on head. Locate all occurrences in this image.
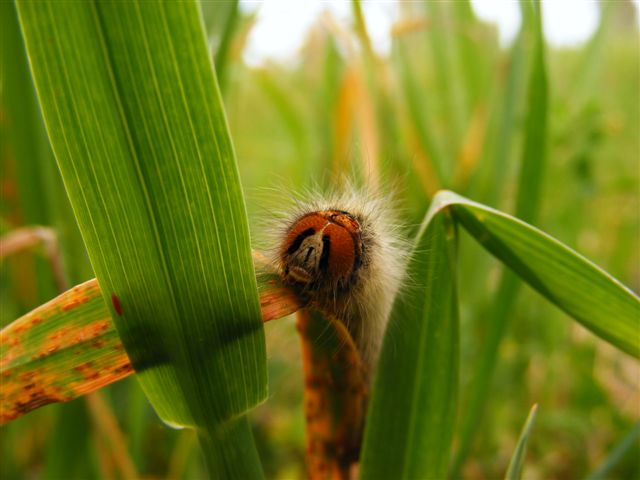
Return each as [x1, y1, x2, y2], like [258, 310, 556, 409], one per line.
[304, 247, 314, 262]
[352, 237, 363, 273]
[287, 228, 315, 255]
[319, 235, 331, 272]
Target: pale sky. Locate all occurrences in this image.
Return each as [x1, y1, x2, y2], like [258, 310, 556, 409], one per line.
[239, 0, 640, 66]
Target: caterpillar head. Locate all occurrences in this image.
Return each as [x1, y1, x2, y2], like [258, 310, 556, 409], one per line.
[280, 210, 363, 293]
[273, 188, 408, 369]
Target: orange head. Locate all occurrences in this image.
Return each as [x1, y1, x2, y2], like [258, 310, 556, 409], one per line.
[280, 210, 363, 292]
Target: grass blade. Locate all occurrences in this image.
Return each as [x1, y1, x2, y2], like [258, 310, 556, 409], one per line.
[505, 404, 538, 480]
[17, 1, 266, 474]
[452, 1, 549, 472]
[434, 191, 640, 358]
[363, 187, 636, 478]
[513, 0, 548, 225]
[200, 0, 239, 92]
[425, 1, 467, 169]
[395, 37, 446, 187]
[586, 421, 640, 480]
[360, 204, 459, 479]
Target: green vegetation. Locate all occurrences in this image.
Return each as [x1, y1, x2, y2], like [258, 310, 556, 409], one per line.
[1, 1, 638, 479]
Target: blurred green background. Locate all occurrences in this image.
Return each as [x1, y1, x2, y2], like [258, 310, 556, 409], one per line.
[1, 1, 638, 479]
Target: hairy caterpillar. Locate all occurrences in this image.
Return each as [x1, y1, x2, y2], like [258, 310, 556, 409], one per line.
[273, 187, 408, 371]
[260, 184, 408, 478]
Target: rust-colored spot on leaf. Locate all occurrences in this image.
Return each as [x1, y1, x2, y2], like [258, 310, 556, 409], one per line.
[14, 324, 27, 334]
[61, 299, 81, 311]
[18, 372, 35, 382]
[48, 326, 70, 341]
[111, 294, 122, 316]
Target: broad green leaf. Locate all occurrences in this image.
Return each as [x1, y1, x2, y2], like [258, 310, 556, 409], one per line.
[360, 204, 459, 479]
[17, 1, 265, 474]
[1, 255, 299, 423]
[438, 191, 640, 358]
[505, 404, 538, 480]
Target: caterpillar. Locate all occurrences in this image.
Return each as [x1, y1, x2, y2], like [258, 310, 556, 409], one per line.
[266, 185, 408, 479]
[273, 187, 408, 371]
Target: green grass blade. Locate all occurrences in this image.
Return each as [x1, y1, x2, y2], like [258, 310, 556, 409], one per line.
[200, 0, 239, 92]
[2, 4, 97, 477]
[436, 191, 640, 358]
[505, 404, 538, 480]
[451, 0, 484, 111]
[473, 30, 527, 206]
[41, 400, 98, 480]
[360, 204, 459, 479]
[514, 0, 548, 225]
[362, 187, 636, 478]
[395, 38, 447, 186]
[351, 0, 404, 185]
[424, 1, 467, 168]
[0, 1, 51, 228]
[452, 2, 549, 472]
[1, 0, 93, 292]
[0, 1, 61, 308]
[17, 1, 266, 474]
[586, 421, 640, 480]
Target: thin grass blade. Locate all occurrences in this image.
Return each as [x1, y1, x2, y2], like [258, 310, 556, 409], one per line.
[199, 0, 239, 92]
[452, 1, 549, 471]
[585, 421, 640, 480]
[505, 404, 538, 480]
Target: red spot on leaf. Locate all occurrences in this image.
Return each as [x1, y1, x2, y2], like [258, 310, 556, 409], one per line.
[111, 294, 122, 316]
